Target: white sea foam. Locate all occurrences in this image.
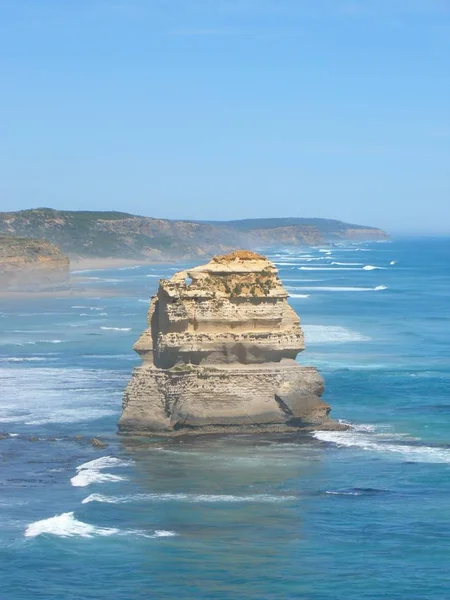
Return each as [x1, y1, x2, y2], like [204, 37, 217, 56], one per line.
[82, 492, 296, 504]
[302, 325, 370, 343]
[0, 357, 47, 363]
[25, 512, 119, 538]
[153, 530, 178, 537]
[5, 339, 66, 347]
[25, 408, 116, 425]
[76, 456, 132, 471]
[363, 265, 385, 271]
[100, 327, 131, 331]
[71, 456, 132, 487]
[390, 260, 397, 265]
[325, 490, 361, 496]
[288, 286, 386, 292]
[298, 267, 360, 271]
[313, 430, 450, 463]
[331, 262, 363, 266]
[288, 293, 310, 298]
[339, 421, 376, 432]
[24, 512, 174, 539]
[146, 274, 162, 278]
[118, 265, 141, 271]
[71, 471, 126, 487]
[0, 367, 128, 425]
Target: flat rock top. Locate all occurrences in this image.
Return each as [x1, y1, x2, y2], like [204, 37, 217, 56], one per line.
[189, 250, 277, 275]
[212, 250, 265, 263]
[160, 249, 286, 299]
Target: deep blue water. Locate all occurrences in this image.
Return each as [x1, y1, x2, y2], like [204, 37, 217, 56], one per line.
[1, 238, 449, 599]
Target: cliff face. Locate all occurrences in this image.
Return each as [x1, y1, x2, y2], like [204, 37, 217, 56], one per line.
[0, 209, 389, 260]
[0, 235, 70, 292]
[119, 250, 342, 435]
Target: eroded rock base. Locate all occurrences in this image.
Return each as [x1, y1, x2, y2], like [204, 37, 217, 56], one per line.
[120, 362, 343, 435]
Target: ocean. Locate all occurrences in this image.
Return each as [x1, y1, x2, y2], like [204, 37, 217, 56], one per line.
[1, 237, 449, 600]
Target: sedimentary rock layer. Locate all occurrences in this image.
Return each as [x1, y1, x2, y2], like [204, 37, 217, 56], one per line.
[120, 250, 341, 435]
[0, 235, 70, 292]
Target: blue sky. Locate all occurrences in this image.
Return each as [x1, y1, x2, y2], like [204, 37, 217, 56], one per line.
[0, 0, 449, 233]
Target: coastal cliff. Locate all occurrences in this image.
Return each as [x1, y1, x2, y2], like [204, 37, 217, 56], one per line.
[0, 209, 389, 261]
[0, 235, 70, 292]
[119, 250, 342, 435]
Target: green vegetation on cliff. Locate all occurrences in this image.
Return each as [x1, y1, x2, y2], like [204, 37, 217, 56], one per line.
[0, 208, 389, 260]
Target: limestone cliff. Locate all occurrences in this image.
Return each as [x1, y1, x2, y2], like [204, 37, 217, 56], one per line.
[120, 250, 342, 435]
[0, 235, 70, 292]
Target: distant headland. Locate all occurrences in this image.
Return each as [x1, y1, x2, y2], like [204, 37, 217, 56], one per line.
[0, 208, 389, 263]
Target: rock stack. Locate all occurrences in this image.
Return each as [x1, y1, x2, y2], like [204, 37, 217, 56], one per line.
[119, 250, 340, 435]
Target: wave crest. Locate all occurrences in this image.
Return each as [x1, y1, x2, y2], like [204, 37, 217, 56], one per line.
[313, 429, 450, 463]
[25, 512, 119, 538]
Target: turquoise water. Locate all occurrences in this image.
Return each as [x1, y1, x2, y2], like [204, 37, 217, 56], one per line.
[1, 238, 449, 599]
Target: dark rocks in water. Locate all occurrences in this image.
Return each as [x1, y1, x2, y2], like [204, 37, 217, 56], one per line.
[90, 437, 108, 448]
[120, 250, 345, 436]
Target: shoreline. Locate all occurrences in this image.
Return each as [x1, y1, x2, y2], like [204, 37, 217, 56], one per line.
[0, 258, 158, 299]
[70, 257, 156, 272]
[0, 284, 127, 299]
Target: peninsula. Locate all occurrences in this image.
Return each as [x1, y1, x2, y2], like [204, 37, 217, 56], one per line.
[119, 250, 342, 435]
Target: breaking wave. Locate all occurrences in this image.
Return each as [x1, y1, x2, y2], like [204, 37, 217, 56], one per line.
[302, 325, 370, 343]
[25, 512, 119, 538]
[288, 286, 387, 292]
[118, 265, 141, 271]
[24, 408, 116, 426]
[76, 456, 132, 470]
[100, 327, 131, 332]
[325, 488, 388, 496]
[299, 267, 360, 271]
[0, 357, 47, 363]
[82, 492, 296, 504]
[363, 265, 385, 271]
[24, 512, 177, 539]
[70, 471, 126, 487]
[313, 429, 450, 463]
[71, 456, 133, 487]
